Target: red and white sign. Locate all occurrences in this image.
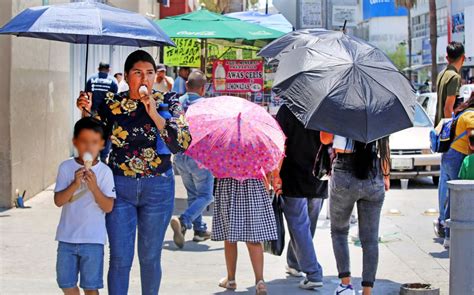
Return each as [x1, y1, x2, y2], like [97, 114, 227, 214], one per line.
[213, 60, 264, 93]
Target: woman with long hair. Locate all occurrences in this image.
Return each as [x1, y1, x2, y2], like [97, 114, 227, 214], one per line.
[321, 133, 390, 295]
[438, 94, 474, 248]
[76, 50, 191, 295]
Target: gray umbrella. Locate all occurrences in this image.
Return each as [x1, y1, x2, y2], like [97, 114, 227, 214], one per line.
[259, 29, 416, 143]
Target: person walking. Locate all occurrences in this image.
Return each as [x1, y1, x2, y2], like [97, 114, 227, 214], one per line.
[434, 42, 466, 238]
[170, 70, 214, 248]
[273, 104, 328, 290]
[114, 72, 129, 93]
[438, 95, 474, 248]
[213, 176, 277, 295]
[76, 50, 191, 295]
[320, 133, 390, 295]
[153, 64, 174, 93]
[172, 66, 190, 97]
[435, 42, 465, 125]
[86, 62, 118, 162]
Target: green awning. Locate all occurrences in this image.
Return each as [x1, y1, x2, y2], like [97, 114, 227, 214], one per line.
[155, 9, 285, 41]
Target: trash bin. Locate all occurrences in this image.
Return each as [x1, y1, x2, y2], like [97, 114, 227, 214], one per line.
[447, 180, 474, 295]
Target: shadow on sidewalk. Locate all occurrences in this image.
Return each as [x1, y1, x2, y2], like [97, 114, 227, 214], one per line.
[162, 240, 223, 252]
[212, 276, 402, 295]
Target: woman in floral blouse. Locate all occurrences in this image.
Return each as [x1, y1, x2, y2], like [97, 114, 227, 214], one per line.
[77, 50, 191, 295]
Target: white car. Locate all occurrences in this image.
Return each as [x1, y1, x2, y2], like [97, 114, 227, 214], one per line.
[417, 92, 437, 123]
[459, 84, 474, 102]
[390, 103, 441, 185]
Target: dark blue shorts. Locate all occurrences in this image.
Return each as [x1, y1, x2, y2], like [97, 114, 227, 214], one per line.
[56, 242, 104, 290]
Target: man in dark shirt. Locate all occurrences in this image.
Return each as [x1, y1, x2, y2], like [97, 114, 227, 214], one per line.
[86, 62, 118, 162]
[86, 62, 118, 113]
[274, 104, 328, 290]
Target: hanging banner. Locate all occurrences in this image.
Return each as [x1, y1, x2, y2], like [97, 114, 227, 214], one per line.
[164, 38, 201, 67]
[213, 60, 264, 93]
[164, 38, 260, 67]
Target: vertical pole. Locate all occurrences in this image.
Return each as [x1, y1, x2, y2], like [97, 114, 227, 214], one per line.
[447, 180, 474, 295]
[200, 38, 205, 73]
[84, 35, 89, 90]
[265, 0, 268, 14]
[204, 39, 208, 76]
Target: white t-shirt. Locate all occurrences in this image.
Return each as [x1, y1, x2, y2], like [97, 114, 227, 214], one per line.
[118, 80, 129, 93]
[54, 158, 116, 245]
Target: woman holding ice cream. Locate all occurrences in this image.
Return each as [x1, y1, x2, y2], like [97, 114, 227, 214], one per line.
[76, 50, 191, 295]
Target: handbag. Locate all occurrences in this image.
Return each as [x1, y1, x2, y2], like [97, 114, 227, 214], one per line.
[312, 144, 333, 180]
[263, 194, 285, 256]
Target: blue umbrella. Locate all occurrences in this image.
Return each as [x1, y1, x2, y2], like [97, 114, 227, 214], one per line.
[0, 0, 174, 87]
[225, 11, 293, 33]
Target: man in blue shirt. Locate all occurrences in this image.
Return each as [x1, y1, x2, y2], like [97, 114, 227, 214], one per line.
[86, 62, 118, 162]
[170, 70, 214, 248]
[171, 66, 190, 97]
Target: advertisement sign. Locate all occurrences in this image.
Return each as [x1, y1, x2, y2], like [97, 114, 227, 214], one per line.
[332, 6, 358, 27]
[164, 38, 201, 67]
[165, 38, 259, 67]
[451, 12, 464, 33]
[299, 0, 323, 28]
[212, 60, 264, 93]
[363, 0, 408, 20]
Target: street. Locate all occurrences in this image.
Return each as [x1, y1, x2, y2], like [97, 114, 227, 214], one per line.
[0, 177, 449, 295]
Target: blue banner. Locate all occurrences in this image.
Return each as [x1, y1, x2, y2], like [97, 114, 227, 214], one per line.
[363, 0, 408, 20]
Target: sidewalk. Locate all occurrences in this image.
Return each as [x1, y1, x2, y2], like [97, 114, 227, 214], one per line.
[0, 177, 449, 295]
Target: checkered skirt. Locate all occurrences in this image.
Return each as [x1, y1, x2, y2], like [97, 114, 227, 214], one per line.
[212, 178, 278, 243]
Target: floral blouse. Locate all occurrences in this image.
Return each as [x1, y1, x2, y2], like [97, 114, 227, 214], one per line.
[97, 90, 191, 178]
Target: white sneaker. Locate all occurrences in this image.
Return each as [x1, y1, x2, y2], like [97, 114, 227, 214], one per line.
[334, 284, 355, 294]
[443, 238, 450, 249]
[285, 265, 304, 277]
[299, 279, 323, 290]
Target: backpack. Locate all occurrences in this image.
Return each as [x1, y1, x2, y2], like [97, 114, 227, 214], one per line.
[430, 109, 473, 153]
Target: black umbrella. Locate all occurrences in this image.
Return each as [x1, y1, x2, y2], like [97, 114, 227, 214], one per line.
[259, 29, 416, 143]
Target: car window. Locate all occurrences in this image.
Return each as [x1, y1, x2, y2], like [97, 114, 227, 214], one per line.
[413, 104, 432, 127]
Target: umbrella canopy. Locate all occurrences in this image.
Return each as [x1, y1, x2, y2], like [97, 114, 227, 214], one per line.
[0, 0, 174, 47]
[156, 9, 284, 41]
[225, 11, 293, 33]
[185, 96, 286, 180]
[259, 29, 416, 143]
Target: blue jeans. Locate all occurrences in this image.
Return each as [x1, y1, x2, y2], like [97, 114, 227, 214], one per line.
[56, 242, 104, 290]
[438, 148, 465, 237]
[173, 153, 214, 232]
[281, 196, 324, 282]
[106, 169, 175, 295]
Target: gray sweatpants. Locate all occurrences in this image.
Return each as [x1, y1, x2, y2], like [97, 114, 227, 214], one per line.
[329, 155, 385, 288]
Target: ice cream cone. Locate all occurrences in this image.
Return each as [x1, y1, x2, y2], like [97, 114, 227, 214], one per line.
[83, 152, 93, 170]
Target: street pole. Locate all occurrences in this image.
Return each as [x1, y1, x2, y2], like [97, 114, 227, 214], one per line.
[265, 0, 268, 14]
[447, 180, 474, 294]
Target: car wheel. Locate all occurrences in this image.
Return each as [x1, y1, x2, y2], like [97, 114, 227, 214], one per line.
[432, 176, 439, 186]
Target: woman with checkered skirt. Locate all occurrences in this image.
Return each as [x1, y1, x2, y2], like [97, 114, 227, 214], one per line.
[213, 176, 277, 295]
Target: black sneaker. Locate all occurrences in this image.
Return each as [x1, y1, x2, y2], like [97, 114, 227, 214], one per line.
[193, 230, 211, 242]
[433, 219, 445, 238]
[170, 217, 186, 248]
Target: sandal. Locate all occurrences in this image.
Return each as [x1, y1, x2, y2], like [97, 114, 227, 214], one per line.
[218, 277, 237, 290]
[256, 280, 267, 295]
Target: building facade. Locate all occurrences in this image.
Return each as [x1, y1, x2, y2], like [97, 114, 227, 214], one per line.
[409, 0, 473, 83]
[0, 0, 162, 208]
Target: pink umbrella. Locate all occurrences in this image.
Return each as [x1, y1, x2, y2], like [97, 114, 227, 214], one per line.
[185, 96, 286, 180]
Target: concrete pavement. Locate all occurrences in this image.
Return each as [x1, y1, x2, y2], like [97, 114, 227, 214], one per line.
[0, 177, 449, 294]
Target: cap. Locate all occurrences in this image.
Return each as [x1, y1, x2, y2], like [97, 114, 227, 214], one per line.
[156, 64, 166, 72]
